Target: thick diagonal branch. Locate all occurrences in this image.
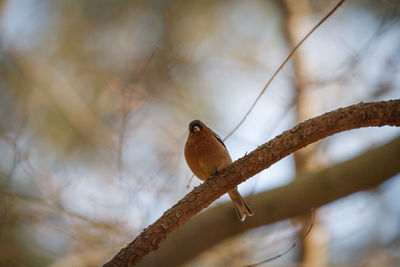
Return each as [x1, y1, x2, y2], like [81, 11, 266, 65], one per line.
[138, 136, 400, 267]
[104, 100, 400, 266]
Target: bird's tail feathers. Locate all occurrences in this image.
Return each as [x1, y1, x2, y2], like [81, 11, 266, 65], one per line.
[228, 188, 254, 222]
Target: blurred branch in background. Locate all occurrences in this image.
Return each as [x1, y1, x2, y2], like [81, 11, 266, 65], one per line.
[137, 135, 400, 267]
[104, 100, 400, 266]
[280, 0, 328, 265]
[0, 0, 400, 266]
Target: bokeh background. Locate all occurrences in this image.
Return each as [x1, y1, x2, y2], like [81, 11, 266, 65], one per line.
[0, 0, 400, 266]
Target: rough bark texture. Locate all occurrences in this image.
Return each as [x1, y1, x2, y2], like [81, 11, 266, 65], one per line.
[104, 100, 400, 267]
[137, 136, 400, 267]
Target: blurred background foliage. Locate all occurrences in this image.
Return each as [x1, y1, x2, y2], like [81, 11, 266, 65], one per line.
[0, 0, 400, 266]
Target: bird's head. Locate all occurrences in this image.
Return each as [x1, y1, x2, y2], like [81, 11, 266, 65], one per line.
[188, 120, 205, 133]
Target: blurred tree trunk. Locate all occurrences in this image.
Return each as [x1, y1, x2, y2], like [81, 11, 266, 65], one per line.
[136, 136, 400, 267]
[282, 0, 328, 265]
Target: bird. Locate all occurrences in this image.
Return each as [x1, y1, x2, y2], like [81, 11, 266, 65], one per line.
[184, 119, 254, 221]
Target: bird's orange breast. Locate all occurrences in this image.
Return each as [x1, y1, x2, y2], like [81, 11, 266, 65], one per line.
[184, 132, 232, 181]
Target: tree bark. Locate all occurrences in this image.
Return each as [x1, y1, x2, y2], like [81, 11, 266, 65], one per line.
[104, 99, 400, 266]
[137, 135, 400, 266]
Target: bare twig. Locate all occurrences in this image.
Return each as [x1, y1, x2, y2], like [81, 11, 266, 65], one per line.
[223, 0, 346, 141]
[243, 209, 316, 267]
[186, 174, 195, 188]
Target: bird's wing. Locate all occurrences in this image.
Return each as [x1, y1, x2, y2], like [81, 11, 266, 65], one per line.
[212, 131, 227, 150]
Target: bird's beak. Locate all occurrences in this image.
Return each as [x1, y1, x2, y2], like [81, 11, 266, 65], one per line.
[189, 126, 200, 133]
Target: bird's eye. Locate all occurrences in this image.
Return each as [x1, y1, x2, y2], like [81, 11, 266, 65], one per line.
[193, 125, 201, 132]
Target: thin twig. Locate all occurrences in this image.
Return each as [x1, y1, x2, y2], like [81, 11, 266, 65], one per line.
[186, 174, 195, 188]
[243, 209, 316, 267]
[223, 0, 346, 141]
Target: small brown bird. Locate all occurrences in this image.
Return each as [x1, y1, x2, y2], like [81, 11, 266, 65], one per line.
[184, 120, 254, 221]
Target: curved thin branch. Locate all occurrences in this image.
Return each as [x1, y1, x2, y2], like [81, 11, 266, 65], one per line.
[104, 99, 400, 266]
[223, 0, 346, 141]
